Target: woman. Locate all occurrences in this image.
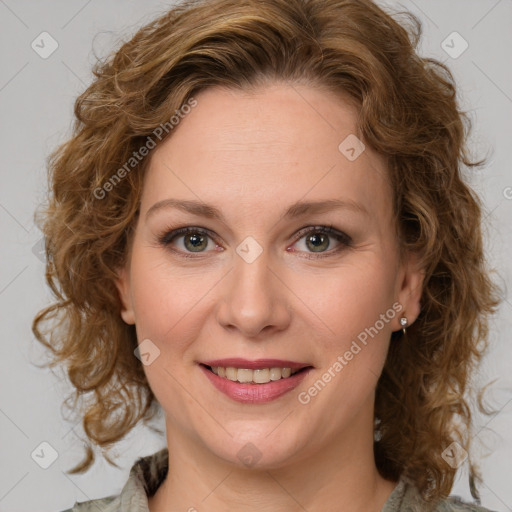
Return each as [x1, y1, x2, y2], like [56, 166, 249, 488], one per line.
[33, 0, 500, 510]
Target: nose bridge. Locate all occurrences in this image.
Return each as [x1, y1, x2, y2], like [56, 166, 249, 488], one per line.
[216, 239, 290, 336]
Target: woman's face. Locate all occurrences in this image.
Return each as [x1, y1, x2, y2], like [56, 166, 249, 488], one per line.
[116, 83, 423, 469]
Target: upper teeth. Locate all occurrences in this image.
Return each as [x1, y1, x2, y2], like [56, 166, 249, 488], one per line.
[210, 366, 301, 384]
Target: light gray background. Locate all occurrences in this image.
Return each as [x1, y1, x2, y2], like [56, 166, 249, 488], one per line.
[0, 1, 511, 511]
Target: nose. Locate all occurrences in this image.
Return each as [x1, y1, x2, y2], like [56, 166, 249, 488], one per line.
[216, 248, 292, 339]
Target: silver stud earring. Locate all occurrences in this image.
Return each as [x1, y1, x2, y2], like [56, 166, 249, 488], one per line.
[374, 417, 382, 442]
[400, 317, 408, 335]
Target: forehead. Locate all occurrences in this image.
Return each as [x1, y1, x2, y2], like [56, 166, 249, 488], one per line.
[142, 83, 391, 224]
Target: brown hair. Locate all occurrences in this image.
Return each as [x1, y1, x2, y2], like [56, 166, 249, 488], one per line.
[33, 0, 500, 502]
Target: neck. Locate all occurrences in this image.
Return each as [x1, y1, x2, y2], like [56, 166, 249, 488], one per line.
[148, 412, 397, 512]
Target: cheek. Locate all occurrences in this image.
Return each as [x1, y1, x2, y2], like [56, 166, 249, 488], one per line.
[300, 262, 398, 409]
[303, 258, 397, 345]
[128, 247, 210, 346]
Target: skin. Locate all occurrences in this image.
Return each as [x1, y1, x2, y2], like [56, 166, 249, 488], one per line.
[115, 82, 424, 512]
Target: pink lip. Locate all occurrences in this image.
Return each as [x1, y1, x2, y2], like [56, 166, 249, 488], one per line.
[199, 364, 313, 403]
[201, 358, 311, 370]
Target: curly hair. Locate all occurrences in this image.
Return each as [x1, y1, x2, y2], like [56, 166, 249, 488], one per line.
[33, 0, 500, 502]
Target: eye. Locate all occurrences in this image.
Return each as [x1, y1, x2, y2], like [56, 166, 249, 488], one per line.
[289, 225, 352, 259]
[158, 227, 220, 257]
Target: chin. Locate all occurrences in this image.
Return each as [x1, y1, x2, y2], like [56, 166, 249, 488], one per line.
[207, 434, 306, 471]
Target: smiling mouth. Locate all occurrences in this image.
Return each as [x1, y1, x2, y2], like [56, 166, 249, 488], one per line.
[201, 364, 312, 384]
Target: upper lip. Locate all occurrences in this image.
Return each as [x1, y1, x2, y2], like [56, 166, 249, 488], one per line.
[200, 358, 313, 370]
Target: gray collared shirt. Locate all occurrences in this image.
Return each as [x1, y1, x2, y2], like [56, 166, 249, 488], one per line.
[62, 448, 496, 512]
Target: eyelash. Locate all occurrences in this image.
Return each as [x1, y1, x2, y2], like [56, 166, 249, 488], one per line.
[157, 225, 353, 260]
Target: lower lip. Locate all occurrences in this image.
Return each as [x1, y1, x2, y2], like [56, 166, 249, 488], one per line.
[199, 365, 312, 403]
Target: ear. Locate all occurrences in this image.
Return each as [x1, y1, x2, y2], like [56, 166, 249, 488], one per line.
[114, 265, 136, 325]
[394, 250, 425, 331]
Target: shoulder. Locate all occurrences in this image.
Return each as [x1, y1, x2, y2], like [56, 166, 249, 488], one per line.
[60, 495, 120, 511]
[384, 478, 497, 512]
[58, 448, 168, 512]
[433, 495, 497, 512]
[59, 494, 119, 512]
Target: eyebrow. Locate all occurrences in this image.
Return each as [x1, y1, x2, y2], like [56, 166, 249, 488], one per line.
[146, 198, 368, 222]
